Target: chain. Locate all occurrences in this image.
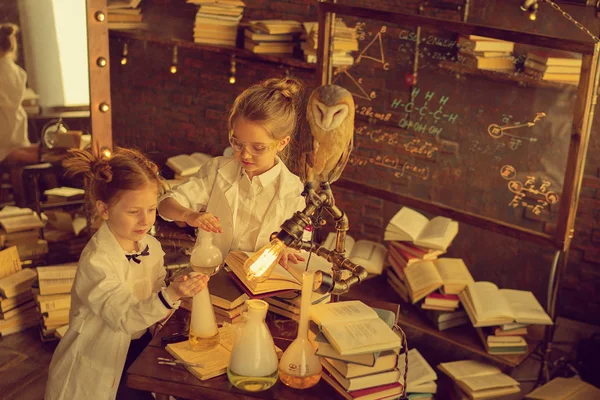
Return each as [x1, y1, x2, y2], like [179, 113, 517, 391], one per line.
[543, 0, 600, 43]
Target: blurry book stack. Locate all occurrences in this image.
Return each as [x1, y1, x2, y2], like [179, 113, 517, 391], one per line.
[193, 268, 248, 324]
[189, 0, 245, 47]
[265, 290, 330, 322]
[0, 247, 39, 337]
[0, 206, 46, 262]
[312, 301, 405, 400]
[438, 359, 520, 399]
[301, 20, 357, 66]
[244, 20, 302, 54]
[166, 152, 212, 181]
[34, 264, 77, 341]
[456, 35, 515, 72]
[107, 0, 148, 30]
[522, 49, 582, 85]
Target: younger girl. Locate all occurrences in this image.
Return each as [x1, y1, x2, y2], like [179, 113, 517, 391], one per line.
[45, 147, 208, 400]
[158, 77, 307, 267]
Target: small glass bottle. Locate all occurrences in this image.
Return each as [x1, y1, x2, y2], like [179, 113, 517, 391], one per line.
[279, 271, 322, 389]
[188, 232, 222, 350]
[227, 300, 279, 391]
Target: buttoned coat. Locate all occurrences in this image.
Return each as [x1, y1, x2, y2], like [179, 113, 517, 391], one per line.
[45, 222, 172, 400]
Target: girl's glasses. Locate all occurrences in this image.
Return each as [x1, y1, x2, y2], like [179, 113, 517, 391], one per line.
[228, 134, 278, 156]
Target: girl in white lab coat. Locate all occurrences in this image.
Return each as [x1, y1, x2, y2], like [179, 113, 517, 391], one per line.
[45, 147, 209, 400]
[158, 77, 306, 267]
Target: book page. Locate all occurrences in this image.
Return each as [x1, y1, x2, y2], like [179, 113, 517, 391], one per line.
[385, 207, 429, 241]
[435, 258, 474, 291]
[322, 232, 355, 254]
[349, 240, 387, 275]
[461, 373, 519, 392]
[418, 216, 451, 241]
[500, 289, 552, 325]
[438, 360, 501, 381]
[404, 261, 443, 298]
[416, 220, 458, 251]
[469, 282, 513, 322]
[527, 378, 598, 400]
[311, 300, 378, 326]
[322, 316, 401, 355]
[0, 246, 21, 279]
[397, 348, 438, 388]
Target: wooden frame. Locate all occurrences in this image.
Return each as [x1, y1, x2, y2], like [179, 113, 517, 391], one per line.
[86, 0, 113, 155]
[316, 2, 600, 252]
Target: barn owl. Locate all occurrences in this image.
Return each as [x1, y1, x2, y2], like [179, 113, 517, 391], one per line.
[300, 84, 355, 192]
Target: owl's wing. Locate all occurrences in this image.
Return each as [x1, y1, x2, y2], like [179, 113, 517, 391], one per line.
[298, 125, 315, 183]
[328, 134, 354, 184]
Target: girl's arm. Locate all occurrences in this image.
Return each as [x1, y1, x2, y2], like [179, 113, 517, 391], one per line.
[157, 197, 195, 222]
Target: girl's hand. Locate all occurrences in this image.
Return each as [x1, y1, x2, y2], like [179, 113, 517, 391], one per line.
[184, 211, 222, 233]
[278, 248, 306, 270]
[165, 273, 209, 301]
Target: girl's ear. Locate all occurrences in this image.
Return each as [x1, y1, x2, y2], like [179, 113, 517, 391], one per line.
[96, 200, 109, 220]
[277, 136, 291, 152]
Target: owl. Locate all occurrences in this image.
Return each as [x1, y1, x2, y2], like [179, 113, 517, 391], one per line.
[300, 84, 355, 189]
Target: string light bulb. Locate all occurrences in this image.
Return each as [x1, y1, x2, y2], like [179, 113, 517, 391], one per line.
[520, 0, 538, 21]
[99, 102, 110, 112]
[170, 46, 178, 74]
[121, 43, 128, 65]
[229, 55, 236, 84]
[100, 147, 112, 158]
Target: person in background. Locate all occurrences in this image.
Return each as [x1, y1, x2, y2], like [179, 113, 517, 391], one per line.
[45, 147, 209, 400]
[158, 77, 307, 268]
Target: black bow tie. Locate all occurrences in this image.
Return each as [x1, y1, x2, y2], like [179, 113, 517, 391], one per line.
[126, 245, 150, 264]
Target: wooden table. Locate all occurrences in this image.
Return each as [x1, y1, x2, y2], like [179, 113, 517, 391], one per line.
[126, 309, 341, 400]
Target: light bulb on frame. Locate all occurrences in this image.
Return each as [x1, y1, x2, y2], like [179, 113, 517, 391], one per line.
[245, 238, 288, 283]
[121, 43, 128, 65]
[170, 46, 178, 74]
[229, 55, 236, 84]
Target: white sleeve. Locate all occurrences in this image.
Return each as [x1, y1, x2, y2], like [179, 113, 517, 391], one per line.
[158, 163, 214, 220]
[73, 250, 173, 335]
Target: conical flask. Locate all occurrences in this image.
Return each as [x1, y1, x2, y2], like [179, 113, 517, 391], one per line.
[188, 232, 222, 350]
[227, 300, 279, 391]
[278, 271, 322, 388]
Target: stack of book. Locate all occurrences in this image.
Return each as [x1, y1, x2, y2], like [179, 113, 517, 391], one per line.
[423, 308, 470, 332]
[301, 21, 357, 66]
[107, 0, 147, 30]
[166, 152, 212, 180]
[438, 359, 520, 399]
[398, 348, 438, 398]
[34, 264, 77, 340]
[189, 0, 245, 47]
[459, 281, 552, 355]
[522, 50, 582, 85]
[0, 206, 47, 262]
[456, 35, 515, 72]
[0, 247, 39, 336]
[206, 268, 247, 324]
[313, 301, 404, 400]
[265, 290, 330, 321]
[244, 20, 302, 54]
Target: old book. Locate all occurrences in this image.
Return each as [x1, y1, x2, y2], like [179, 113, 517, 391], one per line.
[0, 212, 43, 234]
[423, 292, 459, 308]
[166, 153, 212, 177]
[320, 369, 403, 400]
[37, 264, 78, 281]
[457, 53, 515, 71]
[397, 348, 438, 393]
[423, 309, 469, 331]
[244, 28, 296, 42]
[244, 40, 295, 54]
[0, 290, 33, 313]
[208, 268, 248, 310]
[1, 228, 40, 246]
[321, 232, 387, 275]
[310, 300, 401, 356]
[384, 207, 458, 251]
[389, 241, 444, 261]
[402, 258, 474, 303]
[459, 282, 552, 327]
[35, 292, 71, 313]
[55, 324, 69, 339]
[322, 358, 401, 391]
[0, 246, 21, 279]
[16, 239, 49, 261]
[326, 350, 399, 379]
[249, 20, 303, 35]
[42, 308, 70, 327]
[43, 186, 85, 202]
[525, 377, 600, 399]
[0, 306, 40, 336]
[457, 36, 514, 53]
[0, 268, 37, 298]
[438, 359, 520, 399]
[165, 324, 236, 380]
[43, 210, 87, 235]
[0, 299, 36, 320]
[526, 49, 583, 66]
[265, 290, 330, 315]
[38, 277, 75, 295]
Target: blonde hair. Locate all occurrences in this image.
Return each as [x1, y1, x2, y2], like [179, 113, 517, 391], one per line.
[62, 147, 163, 207]
[0, 23, 18, 59]
[228, 77, 305, 162]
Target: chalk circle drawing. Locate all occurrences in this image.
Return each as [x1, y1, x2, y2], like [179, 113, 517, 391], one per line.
[487, 112, 546, 141]
[500, 165, 516, 180]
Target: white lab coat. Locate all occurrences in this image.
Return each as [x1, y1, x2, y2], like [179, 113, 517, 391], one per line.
[162, 156, 305, 256]
[45, 222, 174, 400]
[0, 55, 29, 162]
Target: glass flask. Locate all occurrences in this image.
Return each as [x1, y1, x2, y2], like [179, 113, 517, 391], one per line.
[188, 232, 222, 350]
[227, 299, 279, 391]
[279, 271, 322, 388]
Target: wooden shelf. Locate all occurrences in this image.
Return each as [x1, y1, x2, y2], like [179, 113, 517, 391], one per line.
[346, 275, 542, 368]
[439, 60, 579, 91]
[109, 29, 316, 71]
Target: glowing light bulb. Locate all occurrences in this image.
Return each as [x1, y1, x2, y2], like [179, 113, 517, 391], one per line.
[170, 65, 177, 74]
[229, 76, 236, 84]
[121, 57, 127, 65]
[245, 238, 287, 283]
[529, 12, 537, 21]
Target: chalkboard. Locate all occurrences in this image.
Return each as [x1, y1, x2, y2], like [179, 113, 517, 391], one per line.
[316, 3, 598, 250]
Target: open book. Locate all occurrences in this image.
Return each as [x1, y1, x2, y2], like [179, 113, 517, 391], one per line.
[459, 282, 553, 327]
[224, 250, 332, 296]
[400, 258, 474, 303]
[438, 360, 520, 400]
[166, 152, 212, 177]
[322, 232, 387, 275]
[397, 348, 438, 393]
[310, 300, 401, 356]
[384, 207, 458, 251]
[525, 377, 600, 399]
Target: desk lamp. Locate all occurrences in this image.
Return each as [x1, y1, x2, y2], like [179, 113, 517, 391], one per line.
[245, 84, 368, 294]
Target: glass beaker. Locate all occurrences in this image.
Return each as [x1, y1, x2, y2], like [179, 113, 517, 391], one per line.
[278, 271, 322, 388]
[227, 299, 279, 391]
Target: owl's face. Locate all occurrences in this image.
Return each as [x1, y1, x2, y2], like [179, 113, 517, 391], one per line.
[308, 85, 354, 132]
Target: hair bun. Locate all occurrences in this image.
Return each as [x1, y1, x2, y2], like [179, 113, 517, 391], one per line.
[264, 77, 304, 99]
[92, 160, 113, 183]
[0, 23, 18, 37]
